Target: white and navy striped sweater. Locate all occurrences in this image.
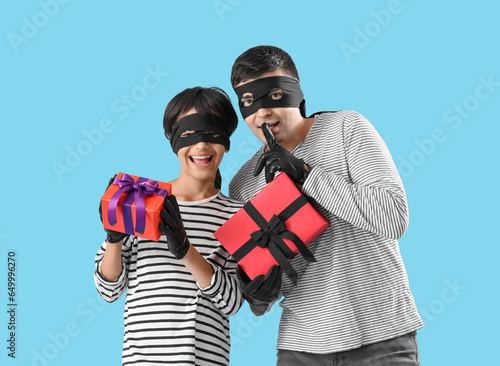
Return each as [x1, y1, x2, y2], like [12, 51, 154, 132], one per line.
[94, 192, 244, 366]
[229, 111, 423, 353]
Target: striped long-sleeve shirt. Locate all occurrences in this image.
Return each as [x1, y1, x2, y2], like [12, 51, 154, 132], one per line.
[229, 111, 423, 353]
[94, 192, 244, 366]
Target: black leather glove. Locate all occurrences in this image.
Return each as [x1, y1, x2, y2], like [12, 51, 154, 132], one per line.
[254, 123, 310, 185]
[158, 195, 190, 260]
[237, 265, 282, 316]
[99, 175, 128, 244]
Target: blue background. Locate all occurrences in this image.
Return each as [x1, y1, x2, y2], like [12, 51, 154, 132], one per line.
[1, 1, 499, 365]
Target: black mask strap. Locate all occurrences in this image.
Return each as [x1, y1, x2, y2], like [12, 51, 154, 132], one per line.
[234, 76, 304, 119]
[299, 99, 306, 118]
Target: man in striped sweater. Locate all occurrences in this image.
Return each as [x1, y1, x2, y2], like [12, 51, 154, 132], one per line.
[228, 45, 423, 365]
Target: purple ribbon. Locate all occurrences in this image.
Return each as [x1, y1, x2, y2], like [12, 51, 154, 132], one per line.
[107, 174, 169, 235]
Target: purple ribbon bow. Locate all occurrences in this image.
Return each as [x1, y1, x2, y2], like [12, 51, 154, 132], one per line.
[107, 174, 168, 235]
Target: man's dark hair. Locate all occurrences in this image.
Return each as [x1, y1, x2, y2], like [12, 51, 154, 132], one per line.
[163, 86, 238, 140]
[230, 45, 300, 88]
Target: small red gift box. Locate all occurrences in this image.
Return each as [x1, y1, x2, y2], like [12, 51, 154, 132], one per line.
[101, 172, 172, 241]
[214, 173, 329, 284]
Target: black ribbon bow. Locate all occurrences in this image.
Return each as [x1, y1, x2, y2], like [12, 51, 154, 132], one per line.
[232, 195, 316, 285]
[250, 214, 288, 247]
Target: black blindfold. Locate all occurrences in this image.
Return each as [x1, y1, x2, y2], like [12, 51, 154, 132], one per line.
[170, 113, 230, 155]
[234, 76, 304, 119]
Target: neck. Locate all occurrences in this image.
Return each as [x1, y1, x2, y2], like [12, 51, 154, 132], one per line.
[169, 175, 218, 202]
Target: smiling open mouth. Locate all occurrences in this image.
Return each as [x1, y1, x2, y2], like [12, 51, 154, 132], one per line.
[190, 155, 213, 167]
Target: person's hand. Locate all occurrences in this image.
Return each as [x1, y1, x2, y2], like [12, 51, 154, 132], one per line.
[254, 123, 310, 185]
[159, 195, 190, 260]
[237, 265, 282, 315]
[99, 175, 128, 244]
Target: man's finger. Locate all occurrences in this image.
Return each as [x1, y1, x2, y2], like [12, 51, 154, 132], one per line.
[262, 123, 281, 150]
[268, 161, 282, 177]
[255, 151, 279, 178]
[265, 166, 275, 184]
[263, 155, 280, 183]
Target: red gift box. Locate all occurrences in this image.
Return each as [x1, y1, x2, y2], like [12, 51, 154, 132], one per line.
[214, 173, 329, 284]
[101, 172, 172, 241]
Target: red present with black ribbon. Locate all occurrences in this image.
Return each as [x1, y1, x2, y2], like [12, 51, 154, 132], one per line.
[101, 172, 172, 241]
[214, 173, 329, 284]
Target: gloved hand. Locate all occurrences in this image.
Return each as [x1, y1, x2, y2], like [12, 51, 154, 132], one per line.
[99, 175, 128, 244]
[159, 195, 191, 260]
[254, 123, 310, 185]
[237, 265, 282, 316]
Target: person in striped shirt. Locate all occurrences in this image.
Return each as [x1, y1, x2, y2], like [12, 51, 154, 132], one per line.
[228, 45, 423, 365]
[95, 86, 244, 366]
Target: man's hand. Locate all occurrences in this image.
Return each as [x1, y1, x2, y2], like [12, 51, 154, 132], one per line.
[159, 195, 191, 260]
[99, 175, 128, 244]
[237, 265, 282, 316]
[254, 123, 310, 185]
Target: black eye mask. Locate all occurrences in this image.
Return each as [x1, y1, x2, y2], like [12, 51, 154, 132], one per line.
[170, 113, 230, 154]
[234, 76, 304, 119]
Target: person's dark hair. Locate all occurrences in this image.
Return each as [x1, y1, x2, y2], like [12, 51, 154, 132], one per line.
[163, 86, 238, 140]
[230, 45, 300, 88]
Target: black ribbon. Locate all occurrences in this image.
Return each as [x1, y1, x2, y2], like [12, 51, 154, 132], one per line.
[232, 195, 316, 285]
